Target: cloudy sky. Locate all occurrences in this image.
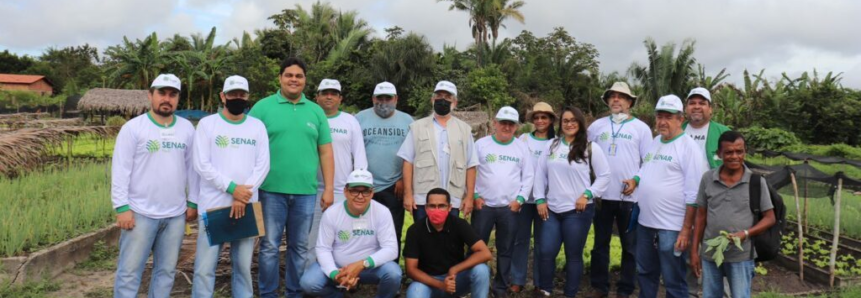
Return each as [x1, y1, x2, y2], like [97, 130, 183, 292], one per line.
[2, 0, 860, 87]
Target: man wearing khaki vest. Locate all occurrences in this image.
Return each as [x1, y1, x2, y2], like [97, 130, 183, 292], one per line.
[398, 80, 478, 222]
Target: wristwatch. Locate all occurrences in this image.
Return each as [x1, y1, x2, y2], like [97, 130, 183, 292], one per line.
[363, 259, 371, 268]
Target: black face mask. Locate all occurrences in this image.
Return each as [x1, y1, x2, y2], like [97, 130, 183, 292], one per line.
[433, 99, 451, 116]
[225, 98, 248, 115]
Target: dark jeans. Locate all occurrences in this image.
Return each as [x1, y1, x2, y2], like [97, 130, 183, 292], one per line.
[372, 185, 405, 260]
[538, 205, 594, 297]
[590, 200, 637, 296]
[414, 205, 460, 223]
[636, 224, 688, 298]
[512, 203, 542, 287]
[471, 205, 518, 294]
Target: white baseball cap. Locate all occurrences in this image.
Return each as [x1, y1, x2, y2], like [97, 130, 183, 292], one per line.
[373, 82, 397, 96]
[434, 80, 458, 97]
[151, 74, 181, 91]
[655, 95, 684, 114]
[495, 106, 519, 123]
[346, 169, 374, 188]
[223, 75, 249, 93]
[317, 79, 342, 92]
[686, 87, 712, 102]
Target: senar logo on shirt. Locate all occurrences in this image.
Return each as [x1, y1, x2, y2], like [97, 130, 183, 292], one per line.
[599, 132, 609, 141]
[644, 153, 653, 163]
[485, 154, 521, 164]
[216, 135, 257, 148]
[148, 139, 186, 153]
[331, 127, 348, 135]
[644, 152, 672, 163]
[146, 140, 160, 153]
[216, 135, 229, 148]
[338, 230, 351, 241]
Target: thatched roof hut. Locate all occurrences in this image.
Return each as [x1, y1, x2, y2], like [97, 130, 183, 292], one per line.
[452, 110, 491, 138]
[78, 88, 149, 116]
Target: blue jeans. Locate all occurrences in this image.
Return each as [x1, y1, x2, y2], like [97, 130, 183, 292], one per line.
[413, 205, 460, 223]
[635, 225, 688, 298]
[307, 192, 347, 269]
[300, 262, 403, 298]
[471, 205, 517, 294]
[590, 201, 637, 296]
[702, 259, 755, 298]
[258, 190, 316, 298]
[113, 213, 185, 298]
[192, 218, 255, 298]
[538, 205, 594, 297]
[511, 203, 542, 287]
[405, 263, 490, 298]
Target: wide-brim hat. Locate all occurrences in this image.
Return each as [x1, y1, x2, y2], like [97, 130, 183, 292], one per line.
[602, 82, 637, 106]
[525, 102, 556, 122]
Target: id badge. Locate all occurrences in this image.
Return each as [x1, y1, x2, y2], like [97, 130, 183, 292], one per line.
[608, 143, 617, 156]
[353, 218, 369, 231]
[159, 128, 176, 140]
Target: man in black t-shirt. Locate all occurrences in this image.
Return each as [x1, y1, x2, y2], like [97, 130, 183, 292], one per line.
[403, 188, 492, 298]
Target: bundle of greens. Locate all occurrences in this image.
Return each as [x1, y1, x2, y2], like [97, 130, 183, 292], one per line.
[705, 230, 744, 266]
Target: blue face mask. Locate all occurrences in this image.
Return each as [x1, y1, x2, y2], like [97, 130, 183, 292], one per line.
[373, 102, 395, 118]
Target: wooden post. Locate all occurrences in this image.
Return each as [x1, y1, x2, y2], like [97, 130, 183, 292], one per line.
[803, 160, 810, 234]
[791, 172, 804, 281]
[829, 176, 844, 287]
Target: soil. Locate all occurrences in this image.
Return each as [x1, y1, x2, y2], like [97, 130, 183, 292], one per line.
[49, 223, 829, 297]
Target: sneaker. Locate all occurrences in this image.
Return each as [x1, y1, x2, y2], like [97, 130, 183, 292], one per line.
[534, 289, 551, 297]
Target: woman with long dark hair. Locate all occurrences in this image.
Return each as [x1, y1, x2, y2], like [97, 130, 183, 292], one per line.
[510, 102, 555, 294]
[532, 106, 611, 297]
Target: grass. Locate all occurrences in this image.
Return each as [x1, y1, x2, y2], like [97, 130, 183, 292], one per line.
[50, 135, 115, 159]
[74, 241, 118, 272]
[0, 162, 114, 257]
[754, 284, 861, 298]
[0, 279, 60, 298]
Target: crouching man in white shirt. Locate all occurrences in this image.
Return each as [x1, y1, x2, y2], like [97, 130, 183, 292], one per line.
[300, 169, 403, 298]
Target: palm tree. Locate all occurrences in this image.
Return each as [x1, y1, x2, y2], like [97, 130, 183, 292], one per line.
[487, 0, 525, 45]
[438, 0, 495, 65]
[628, 38, 698, 105]
[369, 33, 436, 88]
[172, 51, 206, 110]
[104, 32, 170, 89]
[189, 27, 233, 111]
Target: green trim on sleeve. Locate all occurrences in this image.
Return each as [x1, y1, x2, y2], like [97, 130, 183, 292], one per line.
[474, 193, 480, 199]
[227, 182, 237, 194]
[115, 205, 130, 214]
[583, 190, 593, 199]
[633, 176, 640, 186]
[516, 196, 525, 205]
[187, 201, 198, 209]
[686, 203, 698, 207]
[366, 256, 376, 269]
[329, 270, 340, 281]
[535, 199, 547, 205]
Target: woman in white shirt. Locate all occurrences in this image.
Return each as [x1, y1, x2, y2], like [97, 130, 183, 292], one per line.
[532, 106, 611, 297]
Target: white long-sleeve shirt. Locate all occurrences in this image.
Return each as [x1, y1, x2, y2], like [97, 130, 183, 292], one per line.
[316, 200, 398, 279]
[518, 133, 551, 203]
[635, 133, 708, 231]
[474, 135, 534, 207]
[111, 113, 199, 219]
[317, 112, 368, 194]
[192, 113, 270, 213]
[533, 139, 611, 213]
[587, 116, 653, 202]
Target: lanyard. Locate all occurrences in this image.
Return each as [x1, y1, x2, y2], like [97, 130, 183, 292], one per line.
[609, 118, 628, 147]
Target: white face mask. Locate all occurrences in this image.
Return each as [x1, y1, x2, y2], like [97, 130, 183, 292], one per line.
[611, 113, 629, 124]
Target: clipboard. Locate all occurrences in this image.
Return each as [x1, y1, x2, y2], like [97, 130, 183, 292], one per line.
[202, 202, 266, 245]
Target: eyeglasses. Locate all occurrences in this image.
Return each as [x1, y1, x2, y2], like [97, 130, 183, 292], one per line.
[562, 119, 578, 126]
[347, 188, 373, 197]
[532, 115, 550, 121]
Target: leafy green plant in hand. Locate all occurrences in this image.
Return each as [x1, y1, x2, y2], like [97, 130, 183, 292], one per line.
[705, 231, 744, 266]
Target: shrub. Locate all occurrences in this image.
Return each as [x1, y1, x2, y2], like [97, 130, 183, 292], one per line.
[737, 126, 801, 151]
[105, 115, 127, 127]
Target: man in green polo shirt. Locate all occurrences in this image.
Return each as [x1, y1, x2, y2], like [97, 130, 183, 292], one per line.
[250, 57, 335, 298]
